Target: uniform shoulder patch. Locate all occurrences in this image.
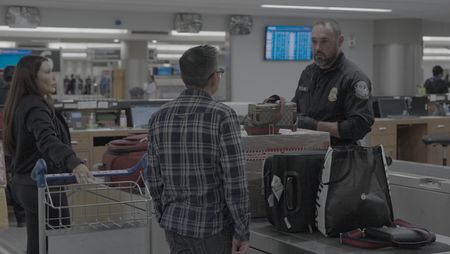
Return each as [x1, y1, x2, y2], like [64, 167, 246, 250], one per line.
[354, 81, 370, 100]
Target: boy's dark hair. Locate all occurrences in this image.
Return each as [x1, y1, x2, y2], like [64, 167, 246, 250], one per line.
[179, 45, 218, 88]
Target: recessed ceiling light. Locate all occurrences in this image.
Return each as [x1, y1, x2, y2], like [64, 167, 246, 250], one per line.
[170, 30, 226, 37]
[152, 40, 158, 43]
[148, 44, 220, 52]
[48, 42, 122, 49]
[0, 26, 128, 34]
[261, 4, 392, 13]
[423, 36, 450, 42]
[423, 48, 450, 54]
[157, 53, 183, 59]
[423, 56, 450, 61]
[0, 41, 16, 48]
[113, 39, 120, 43]
[62, 52, 88, 58]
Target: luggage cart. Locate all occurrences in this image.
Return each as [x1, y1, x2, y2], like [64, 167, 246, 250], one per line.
[32, 155, 151, 254]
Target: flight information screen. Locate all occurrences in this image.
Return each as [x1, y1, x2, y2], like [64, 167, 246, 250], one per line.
[265, 26, 312, 61]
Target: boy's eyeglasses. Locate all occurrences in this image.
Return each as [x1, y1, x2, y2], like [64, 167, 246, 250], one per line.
[207, 67, 225, 80]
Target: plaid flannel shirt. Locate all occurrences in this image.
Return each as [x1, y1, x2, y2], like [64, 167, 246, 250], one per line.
[147, 88, 250, 241]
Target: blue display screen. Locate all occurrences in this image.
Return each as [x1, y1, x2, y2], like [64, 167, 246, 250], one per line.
[0, 49, 32, 69]
[157, 67, 173, 76]
[265, 26, 312, 61]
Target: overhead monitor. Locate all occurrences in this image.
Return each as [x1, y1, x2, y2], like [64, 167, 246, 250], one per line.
[377, 98, 408, 118]
[264, 25, 312, 61]
[0, 49, 32, 69]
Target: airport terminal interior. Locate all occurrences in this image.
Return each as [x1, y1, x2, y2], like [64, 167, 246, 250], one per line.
[2, 0, 450, 253]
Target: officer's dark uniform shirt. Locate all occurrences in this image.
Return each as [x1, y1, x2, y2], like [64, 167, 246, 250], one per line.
[292, 53, 374, 146]
[424, 76, 450, 94]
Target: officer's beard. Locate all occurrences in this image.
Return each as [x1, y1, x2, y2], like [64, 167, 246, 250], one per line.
[314, 47, 341, 69]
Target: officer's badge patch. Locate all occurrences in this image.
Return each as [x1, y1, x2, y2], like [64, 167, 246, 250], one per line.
[355, 81, 370, 100]
[328, 87, 338, 102]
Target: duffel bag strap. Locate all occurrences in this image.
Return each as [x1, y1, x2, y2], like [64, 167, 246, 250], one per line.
[393, 219, 436, 245]
[340, 229, 392, 249]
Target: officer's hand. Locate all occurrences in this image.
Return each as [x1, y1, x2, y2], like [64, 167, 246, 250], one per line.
[298, 115, 318, 130]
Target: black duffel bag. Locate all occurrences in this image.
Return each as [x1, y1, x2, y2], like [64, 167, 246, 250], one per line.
[264, 150, 326, 233]
[316, 145, 394, 237]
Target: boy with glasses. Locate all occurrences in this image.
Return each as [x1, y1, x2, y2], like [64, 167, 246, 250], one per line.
[147, 45, 250, 254]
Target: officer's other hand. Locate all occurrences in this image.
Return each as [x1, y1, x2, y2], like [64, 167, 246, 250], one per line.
[298, 115, 318, 130]
[72, 163, 95, 184]
[263, 94, 284, 103]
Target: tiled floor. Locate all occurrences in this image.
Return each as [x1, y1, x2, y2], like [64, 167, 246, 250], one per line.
[0, 208, 27, 254]
[0, 206, 153, 254]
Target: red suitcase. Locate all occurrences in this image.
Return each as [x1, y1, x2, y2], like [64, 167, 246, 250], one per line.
[102, 133, 147, 185]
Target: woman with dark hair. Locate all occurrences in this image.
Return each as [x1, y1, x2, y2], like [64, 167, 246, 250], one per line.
[2, 55, 93, 254]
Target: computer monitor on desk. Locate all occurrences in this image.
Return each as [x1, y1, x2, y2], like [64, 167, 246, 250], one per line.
[130, 104, 163, 128]
[410, 96, 428, 116]
[377, 98, 408, 118]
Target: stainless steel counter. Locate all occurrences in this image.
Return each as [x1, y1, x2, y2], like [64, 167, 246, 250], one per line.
[250, 219, 450, 254]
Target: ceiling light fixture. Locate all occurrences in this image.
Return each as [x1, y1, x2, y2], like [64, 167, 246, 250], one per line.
[148, 44, 221, 52]
[423, 48, 450, 54]
[423, 56, 450, 61]
[113, 39, 120, 43]
[62, 52, 88, 58]
[48, 42, 122, 50]
[423, 36, 450, 42]
[157, 53, 183, 59]
[261, 4, 392, 13]
[170, 30, 226, 37]
[0, 26, 128, 34]
[0, 41, 16, 48]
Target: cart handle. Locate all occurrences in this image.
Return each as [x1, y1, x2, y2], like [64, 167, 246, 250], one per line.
[32, 154, 148, 187]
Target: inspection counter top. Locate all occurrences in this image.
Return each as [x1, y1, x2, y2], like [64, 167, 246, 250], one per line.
[250, 219, 450, 254]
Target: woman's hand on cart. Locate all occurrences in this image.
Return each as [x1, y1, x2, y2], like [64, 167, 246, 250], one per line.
[72, 163, 95, 184]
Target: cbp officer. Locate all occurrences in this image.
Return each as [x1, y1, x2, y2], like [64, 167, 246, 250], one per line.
[292, 19, 374, 146]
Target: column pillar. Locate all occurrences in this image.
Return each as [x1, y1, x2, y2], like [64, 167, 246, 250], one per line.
[373, 19, 423, 96]
[121, 40, 148, 99]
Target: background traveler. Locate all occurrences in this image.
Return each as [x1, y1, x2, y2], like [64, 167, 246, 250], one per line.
[424, 65, 450, 94]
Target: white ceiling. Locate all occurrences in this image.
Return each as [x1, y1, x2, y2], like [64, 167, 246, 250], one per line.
[2, 0, 450, 23]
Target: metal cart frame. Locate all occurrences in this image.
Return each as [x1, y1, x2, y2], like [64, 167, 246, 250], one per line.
[32, 155, 151, 254]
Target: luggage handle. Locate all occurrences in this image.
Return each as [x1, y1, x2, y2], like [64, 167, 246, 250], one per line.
[32, 154, 148, 187]
[285, 172, 301, 212]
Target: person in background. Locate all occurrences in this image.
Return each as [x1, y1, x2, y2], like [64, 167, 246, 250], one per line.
[2, 56, 93, 254]
[0, 65, 26, 227]
[0, 65, 15, 104]
[77, 75, 84, 95]
[292, 19, 374, 146]
[63, 75, 70, 95]
[84, 75, 92, 95]
[424, 65, 450, 94]
[144, 74, 157, 99]
[147, 45, 250, 254]
[66, 74, 76, 94]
